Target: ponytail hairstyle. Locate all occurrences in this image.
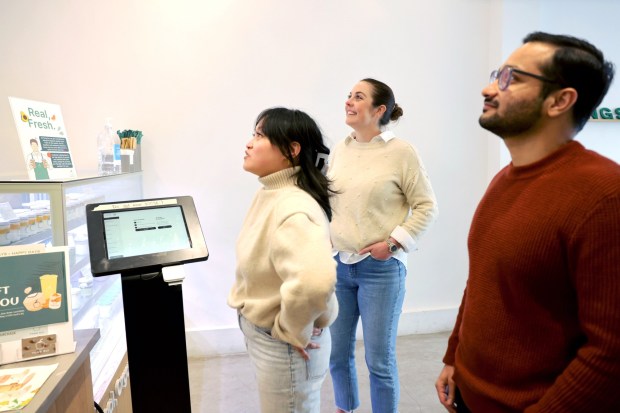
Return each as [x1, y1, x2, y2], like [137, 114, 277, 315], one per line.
[361, 78, 404, 126]
[255, 107, 335, 220]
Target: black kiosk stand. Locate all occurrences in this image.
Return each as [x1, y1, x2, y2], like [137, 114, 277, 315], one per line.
[85, 196, 209, 413]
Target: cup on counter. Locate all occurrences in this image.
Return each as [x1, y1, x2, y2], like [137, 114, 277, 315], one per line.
[79, 275, 93, 298]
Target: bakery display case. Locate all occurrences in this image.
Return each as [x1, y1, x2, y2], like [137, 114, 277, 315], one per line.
[0, 172, 142, 409]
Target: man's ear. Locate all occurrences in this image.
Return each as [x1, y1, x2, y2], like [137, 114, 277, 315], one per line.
[290, 141, 301, 158]
[546, 87, 578, 119]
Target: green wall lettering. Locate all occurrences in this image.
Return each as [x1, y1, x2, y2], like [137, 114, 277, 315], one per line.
[590, 107, 620, 121]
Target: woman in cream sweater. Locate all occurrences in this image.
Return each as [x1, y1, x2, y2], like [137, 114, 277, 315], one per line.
[228, 107, 338, 413]
[328, 79, 438, 413]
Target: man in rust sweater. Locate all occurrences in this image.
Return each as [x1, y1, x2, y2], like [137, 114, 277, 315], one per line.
[436, 32, 620, 412]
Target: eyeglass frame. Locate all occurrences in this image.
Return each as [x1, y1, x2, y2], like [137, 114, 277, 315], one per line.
[489, 66, 560, 91]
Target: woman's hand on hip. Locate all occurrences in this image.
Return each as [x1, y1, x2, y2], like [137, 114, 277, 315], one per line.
[294, 327, 324, 360]
[359, 241, 392, 260]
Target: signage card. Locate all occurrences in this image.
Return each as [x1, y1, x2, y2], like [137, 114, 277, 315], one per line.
[8, 97, 77, 180]
[0, 246, 74, 364]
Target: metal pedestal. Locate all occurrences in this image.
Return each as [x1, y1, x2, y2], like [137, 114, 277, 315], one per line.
[121, 272, 191, 412]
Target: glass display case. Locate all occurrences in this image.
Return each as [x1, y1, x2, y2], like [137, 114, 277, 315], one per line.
[0, 172, 142, 405]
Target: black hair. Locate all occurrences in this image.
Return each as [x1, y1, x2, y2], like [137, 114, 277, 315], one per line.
[255, 107, 335, 220]
[360, 78, 404, 126]
[29, 138, 38, 145]
[523, 31, 615, 132]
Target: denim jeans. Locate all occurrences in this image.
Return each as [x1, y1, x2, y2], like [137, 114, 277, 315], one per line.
[329, 256, 406, 413]
[239, 314, 331, 413]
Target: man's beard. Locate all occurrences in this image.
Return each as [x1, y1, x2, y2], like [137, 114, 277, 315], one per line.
[479, 95, 544, 138]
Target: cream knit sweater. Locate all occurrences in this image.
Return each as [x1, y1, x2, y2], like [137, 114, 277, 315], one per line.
[329, 132, 438, 255]
[228, 167, 338, 348]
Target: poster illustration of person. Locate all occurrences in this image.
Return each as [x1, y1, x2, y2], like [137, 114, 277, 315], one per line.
[26, 138, 50, 180]
[8, 97, 77, 181]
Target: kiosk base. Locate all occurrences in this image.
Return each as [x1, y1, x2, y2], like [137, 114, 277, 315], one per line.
[121, 272, 192, 412]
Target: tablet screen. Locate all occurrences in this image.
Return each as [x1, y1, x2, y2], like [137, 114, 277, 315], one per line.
[86, 196, 209, 277]
[103, 205, 191, 259]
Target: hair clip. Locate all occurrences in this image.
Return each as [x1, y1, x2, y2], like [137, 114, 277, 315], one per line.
[315, 153, 329, 175]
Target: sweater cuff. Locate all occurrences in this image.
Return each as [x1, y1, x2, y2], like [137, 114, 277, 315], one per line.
[391, 226, 417, 253]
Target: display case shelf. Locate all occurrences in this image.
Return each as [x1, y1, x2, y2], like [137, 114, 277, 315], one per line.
[0, 172, 142, 409]
[9, 216, 87, 246]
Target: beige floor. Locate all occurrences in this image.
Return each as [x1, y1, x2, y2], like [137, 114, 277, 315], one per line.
[188, 331, 450, 412]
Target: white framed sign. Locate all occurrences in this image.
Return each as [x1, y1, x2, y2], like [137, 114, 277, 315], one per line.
[8, 97, 77, 180]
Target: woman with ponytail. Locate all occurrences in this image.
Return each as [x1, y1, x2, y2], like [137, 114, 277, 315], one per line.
[228, 107, 338, 413]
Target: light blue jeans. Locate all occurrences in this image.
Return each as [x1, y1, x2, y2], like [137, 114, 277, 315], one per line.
[329, 256, 406, 413]
[239, 314, 331, 413]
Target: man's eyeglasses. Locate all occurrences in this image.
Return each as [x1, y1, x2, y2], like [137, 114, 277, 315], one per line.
[489, 66, 559, 91]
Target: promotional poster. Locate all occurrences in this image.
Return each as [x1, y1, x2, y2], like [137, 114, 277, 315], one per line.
[8, 97, 76, 181]
[0, 246, 74, 364]
[0, 251, 69, 333]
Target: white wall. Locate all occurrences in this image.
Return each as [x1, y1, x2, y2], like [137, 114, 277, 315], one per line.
[496, 0, 620, 166]
[19, 1, 620, 357]
[540, 0, 620, 163]
[0, 0, 494, 355]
